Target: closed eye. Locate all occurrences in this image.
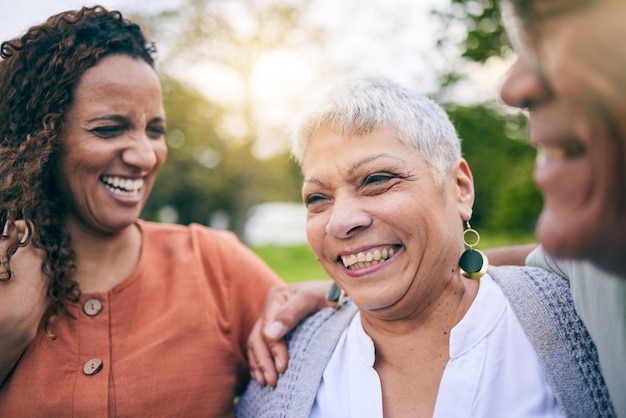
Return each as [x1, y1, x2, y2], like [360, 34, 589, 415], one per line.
[90, 126, 125, 138]
[147, 125, 166, 139]
[359, 172, 402, 196]
[304, 193, 330, 207]
[364, 173, 395, 185]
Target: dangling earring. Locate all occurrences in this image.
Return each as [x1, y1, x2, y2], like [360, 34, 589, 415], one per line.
[459, 218, 488, 280]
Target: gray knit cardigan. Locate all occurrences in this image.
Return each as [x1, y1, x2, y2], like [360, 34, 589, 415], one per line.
[236, 266, 615, 418]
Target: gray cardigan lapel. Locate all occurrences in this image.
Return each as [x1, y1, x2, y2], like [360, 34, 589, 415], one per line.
[489, 265, 615, 417]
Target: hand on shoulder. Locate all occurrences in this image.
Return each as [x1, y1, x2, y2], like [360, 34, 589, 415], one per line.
[0, 220, 49, 386]
[247, 279, 332, 387]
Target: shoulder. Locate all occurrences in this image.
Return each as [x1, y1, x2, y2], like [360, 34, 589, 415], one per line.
[138, 220, 280, 288]
[487, 265, 615, 417]
[488, 264, 570, 298]
[286, 299, 358, 356]
[138, 220, 249, 255]
[237, 300, 358, 418]
[137, 220, 223, 243]
[138, 219, 189, 236]
[525, 245, 579, 280]
[488, 265, 582, 343]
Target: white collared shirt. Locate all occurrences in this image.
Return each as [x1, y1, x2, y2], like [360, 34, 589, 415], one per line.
[310, 273, 563, 418]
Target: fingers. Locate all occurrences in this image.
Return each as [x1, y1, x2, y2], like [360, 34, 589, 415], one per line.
[247, 318, 272, 387]
[248, 280, 332, 387]
[247, 287, 290, 387]
[17, 221, 30, 245]
[269, 341, 288, 375]
[262, 280, 333, 342]
[0, 221, 47, 387]
[1, 221, 18, 279]
[247, 317, 288, 388]
[1, 220, 30, 250]
[258, 285, 292, 342]
[1, 220, 34, 280]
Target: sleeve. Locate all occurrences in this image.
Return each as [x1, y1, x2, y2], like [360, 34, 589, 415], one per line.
[190, 224, 284, 395]
[525, 245, 572, 283]
[223, 231, 284, 358]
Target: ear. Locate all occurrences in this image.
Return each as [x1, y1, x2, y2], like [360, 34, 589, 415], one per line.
[450, 158, 474, 219]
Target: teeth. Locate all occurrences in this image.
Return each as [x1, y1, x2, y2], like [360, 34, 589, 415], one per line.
[101, 176, 144, 197]
[340, 247, 397, 270]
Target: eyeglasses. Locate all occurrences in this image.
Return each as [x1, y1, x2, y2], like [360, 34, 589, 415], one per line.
[499, 0, 596, 73]
[499, 0, 542, 74]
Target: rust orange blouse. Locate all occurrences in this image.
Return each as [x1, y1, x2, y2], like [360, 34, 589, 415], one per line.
[0, 221, 282, 417]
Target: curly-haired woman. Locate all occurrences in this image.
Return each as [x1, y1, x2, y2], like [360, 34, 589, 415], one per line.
[0, 6, 282, 416]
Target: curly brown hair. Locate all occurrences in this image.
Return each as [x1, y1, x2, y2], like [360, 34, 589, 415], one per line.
[0, 5, 157, 332]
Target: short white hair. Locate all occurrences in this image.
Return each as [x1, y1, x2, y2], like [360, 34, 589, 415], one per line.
[292, 75, 462, 181]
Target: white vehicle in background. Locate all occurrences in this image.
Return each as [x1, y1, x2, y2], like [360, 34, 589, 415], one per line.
[243, 202, 308, 246]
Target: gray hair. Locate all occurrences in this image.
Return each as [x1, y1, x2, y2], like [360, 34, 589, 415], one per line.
[292, 75, 462, 181]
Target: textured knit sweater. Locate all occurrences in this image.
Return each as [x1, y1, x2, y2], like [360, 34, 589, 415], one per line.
[236, 266, 615, 418]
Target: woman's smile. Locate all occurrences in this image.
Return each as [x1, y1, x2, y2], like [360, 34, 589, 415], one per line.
[100, 175, 145, 200]
[339, 245, 402, 270]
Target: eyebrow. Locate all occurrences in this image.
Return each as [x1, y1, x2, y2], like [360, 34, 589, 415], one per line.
[150, 116, 167, 124]
[303, 153, 406, 187]
[87, 115, 128, 123]
[302, 177, 323, 188]
[347, 153, 406, 177]
[86, 115, 166, 124]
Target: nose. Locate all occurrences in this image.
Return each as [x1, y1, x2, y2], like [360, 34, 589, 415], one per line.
[499, 57, 552, 109]
[325, 197, 372, 239]
[122, 134, 159, 171]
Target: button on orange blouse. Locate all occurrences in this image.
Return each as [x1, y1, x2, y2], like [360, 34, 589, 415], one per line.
[83, 358, 104, 376]
[83, 298, 103, 316]
[0, 221, 282, 417]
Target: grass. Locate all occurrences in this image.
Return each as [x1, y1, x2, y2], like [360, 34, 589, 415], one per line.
[251, 231, 537, 283]
[251, 244, 327, 283]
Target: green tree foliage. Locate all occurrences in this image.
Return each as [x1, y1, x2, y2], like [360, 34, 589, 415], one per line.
[434, 0, 543, 234]
[135, 0, 320, 236]
[142, 76, 303, 227]
[446, 104, 542, 233]
[436, 0, 508, 64]
[168, 0, 325, 238]
[141, 76, 228, 225]
[254, 152, 303, 203]
[137, 0, 324, 235]
[432, 0, 509, 94]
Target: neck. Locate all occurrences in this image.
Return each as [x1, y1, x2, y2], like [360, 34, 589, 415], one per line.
[68, 221, 143, 293]
[361, 273, 479, 356]
[361, 273, 480, 418]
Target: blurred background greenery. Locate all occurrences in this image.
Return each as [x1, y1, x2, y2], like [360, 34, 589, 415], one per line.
[120, 0, 536, 280]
